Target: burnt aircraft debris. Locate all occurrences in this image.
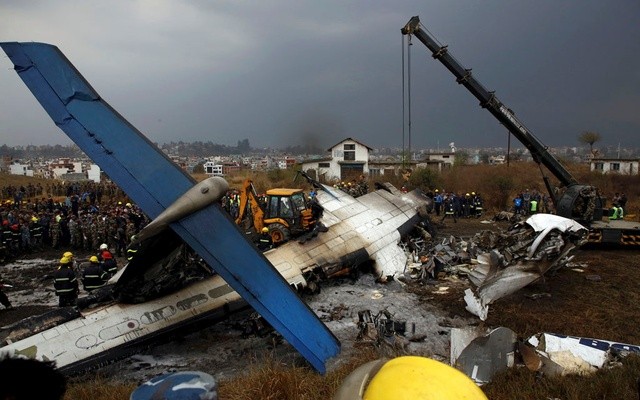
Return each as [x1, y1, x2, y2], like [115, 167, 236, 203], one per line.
[451, 327, 640, 384]
[356, 310, 407, 344]
[396, 214, 587, 320]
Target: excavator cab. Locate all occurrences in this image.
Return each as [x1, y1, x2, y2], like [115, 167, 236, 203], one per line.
[235, 179, 317, 245]
[264, 188, 316, 244]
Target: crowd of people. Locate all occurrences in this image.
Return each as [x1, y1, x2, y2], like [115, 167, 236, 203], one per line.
[51, 244, 120, 307]
[0, 180, 153, 309]
[432, 190, 484, 223]
[609, 192, 628, 220]
[0, 181, 148, 262]
[511, 189, 553, 216]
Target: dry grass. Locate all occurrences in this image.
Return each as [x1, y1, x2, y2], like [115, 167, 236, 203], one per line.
[0, 173, 51, 190]
[64, 376, 137, 400]
[217, 347, 381, 400]
[483, 354, 640, 400]
[435, 162, 640, 215]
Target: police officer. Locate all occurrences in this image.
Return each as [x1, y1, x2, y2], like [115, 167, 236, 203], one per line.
[53, 257, 79, 307]
[82, 256, 108, 292]
[433, 190, 443, 216]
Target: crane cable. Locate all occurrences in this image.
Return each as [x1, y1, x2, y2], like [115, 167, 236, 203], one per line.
[401, 31, 413, 169]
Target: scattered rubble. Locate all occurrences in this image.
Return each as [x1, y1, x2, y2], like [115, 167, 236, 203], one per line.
[452, 327, 640, 385]
[399, 214, 587, 321]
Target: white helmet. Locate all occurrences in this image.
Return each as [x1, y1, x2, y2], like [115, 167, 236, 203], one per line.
[99, 243, 108, 250]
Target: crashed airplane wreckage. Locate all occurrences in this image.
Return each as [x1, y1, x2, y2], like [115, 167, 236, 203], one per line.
[0, 178, 434, 373]
[0, 41, 338, 374]
[0, 39, 435, 375]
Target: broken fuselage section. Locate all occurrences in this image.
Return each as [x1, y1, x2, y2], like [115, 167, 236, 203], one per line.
[0, 180, 433, 373]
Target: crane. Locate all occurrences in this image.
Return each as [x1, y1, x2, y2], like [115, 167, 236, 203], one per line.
[401, 16, 602, 225]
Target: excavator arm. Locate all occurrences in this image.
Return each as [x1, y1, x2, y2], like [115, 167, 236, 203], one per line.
[235, 179, 266, 232]
[401, 16, 602, 223]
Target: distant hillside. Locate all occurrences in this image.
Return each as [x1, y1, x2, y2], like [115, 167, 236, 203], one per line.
[0, 141, 326, 160]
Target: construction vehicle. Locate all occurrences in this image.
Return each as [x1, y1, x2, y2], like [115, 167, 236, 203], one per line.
[401, 16, 640, 245]
[235, 179, 317, 244]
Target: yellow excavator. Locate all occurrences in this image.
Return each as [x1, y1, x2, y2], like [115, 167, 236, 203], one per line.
[235, 179, 318, 245]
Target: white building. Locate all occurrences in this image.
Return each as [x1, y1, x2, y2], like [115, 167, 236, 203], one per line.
[300, 138, 372, 182]
[590, 158, 639, 175]
[87, 164, 101, 183]
[203, 161, 224, 176]
[9, 162, 34, 177]
[413, 152, 456, 172]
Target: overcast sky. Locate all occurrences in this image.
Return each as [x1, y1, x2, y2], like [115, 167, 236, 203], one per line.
[1, 1, 638, 152]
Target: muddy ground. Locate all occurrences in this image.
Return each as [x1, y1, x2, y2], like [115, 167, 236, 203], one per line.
[1, 216, 639, 386]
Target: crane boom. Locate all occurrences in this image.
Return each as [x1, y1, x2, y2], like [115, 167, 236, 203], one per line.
[401, 16, 577, 187]
[401, 16, 604, 224]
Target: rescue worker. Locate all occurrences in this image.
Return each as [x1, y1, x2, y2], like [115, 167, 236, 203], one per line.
[462, 193, 471, 218]
[98, 243, 118, 277]
[62, 251, 77, 273]
[618, 203, 624, 220]
[82, 256, 108, 292]
[53, 257, 79, 307]
[0, 274, 13, 310]
[609, 203, 623, 220]
[257, 227, 273, 251]
[126, 235, 139, 261]
[619, 193, 628, 214]
[530, 198, 538, 214]
[472, 192, 483, 218]
[609, 203, 619, 220]
[334, 356, 487, 400]
[513, 195, 524, 215]
[433, 189, 443, 216]
[309, 192, 324, 220]
[440, 194, 457, 223]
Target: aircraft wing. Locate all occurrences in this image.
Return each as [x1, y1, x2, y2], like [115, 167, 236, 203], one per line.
[0, 42, 339, 373]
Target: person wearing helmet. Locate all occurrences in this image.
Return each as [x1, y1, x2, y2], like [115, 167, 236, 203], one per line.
[97, 244, 118, 278]
[53, 257, 79, 307]
[62, 251, 76, 271]
[433, 189, 443, 217]
[463, 193, 472, 218]
[127, 235, 139, 261]
[257, 227, 273, 251]
[82, 255, 108, 292]
[334, 356, 487, 400]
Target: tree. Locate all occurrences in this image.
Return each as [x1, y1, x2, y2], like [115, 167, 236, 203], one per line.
[236, 139, 250, 153]
[454, 150, 469, 166]
[578, 131, 601, 158]
[192, 163, 205, 174]
[408, 167, 441, 192]
[490, 174, 515, 211]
